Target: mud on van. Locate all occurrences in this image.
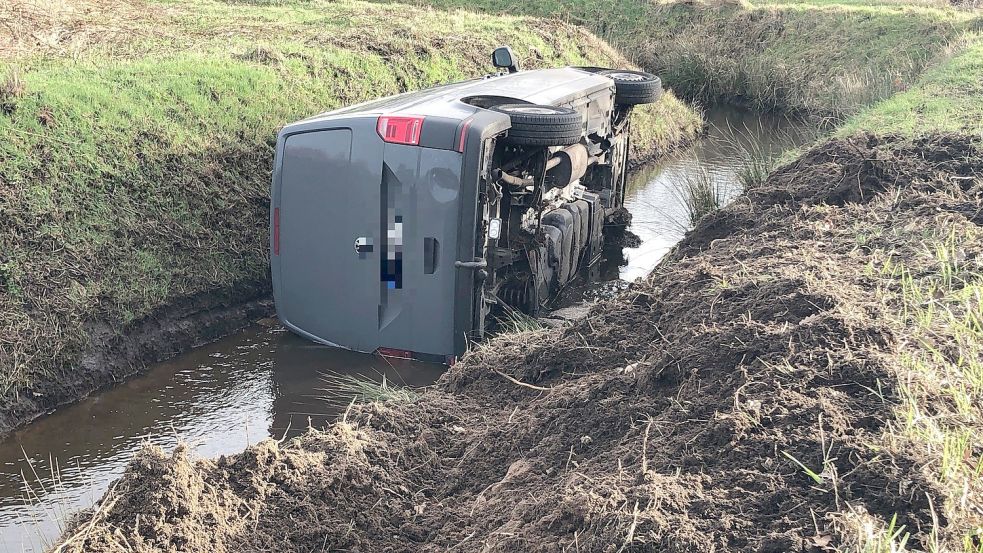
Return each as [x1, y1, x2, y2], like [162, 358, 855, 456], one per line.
[271, 47, 662, 362]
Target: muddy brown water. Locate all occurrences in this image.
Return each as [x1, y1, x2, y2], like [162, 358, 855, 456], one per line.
[0, 105, 811, 551]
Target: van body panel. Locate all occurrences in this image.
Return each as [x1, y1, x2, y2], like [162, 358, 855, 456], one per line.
[299, 68, 613, 123]
[271, 114, 506, 357]
[374, 144, 464, 355]
[273, 124, 382, 352]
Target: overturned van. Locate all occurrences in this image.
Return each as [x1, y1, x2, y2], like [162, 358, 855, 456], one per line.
[271, 48, 662, 362]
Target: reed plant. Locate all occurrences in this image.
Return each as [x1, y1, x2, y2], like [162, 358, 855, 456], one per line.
[320, 372, 420, 405]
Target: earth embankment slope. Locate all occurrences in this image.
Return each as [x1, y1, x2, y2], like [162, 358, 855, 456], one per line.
[60, 133, 983, 551]
[0, 0, 701, 435]
[379, 0, 981, 119]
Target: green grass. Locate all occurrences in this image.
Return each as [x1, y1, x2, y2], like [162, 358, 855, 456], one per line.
[495, 302, 543, 333]
[320, 373, 421, 405]
[841, 34, 983, 136]
[0, 0, 701, 420]
[781, 450, 825, 485]
[373, 0, 980, 120]
[862, 224, 983, 551]
[665, 164, 729, 228]
[837, 510, 912, 553]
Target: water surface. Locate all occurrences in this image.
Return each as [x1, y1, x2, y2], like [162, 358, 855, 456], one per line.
[0, 327, 443, 551]
[620, 105, 812, 280]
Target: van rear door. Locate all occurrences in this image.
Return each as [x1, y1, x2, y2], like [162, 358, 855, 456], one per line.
[375, 144, 465, 356]
[275, 126, 381, 352]
[272, 118, 468, 357]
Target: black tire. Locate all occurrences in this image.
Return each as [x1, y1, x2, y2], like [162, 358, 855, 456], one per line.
[542, 210, 574, 285]
[491, 104, 583, 146]
[600, 70, 663, 106]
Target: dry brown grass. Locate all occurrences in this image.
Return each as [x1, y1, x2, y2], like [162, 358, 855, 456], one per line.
[0, 0, 163, 57]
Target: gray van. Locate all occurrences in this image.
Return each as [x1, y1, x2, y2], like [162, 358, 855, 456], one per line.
[271, 47, 661, 363]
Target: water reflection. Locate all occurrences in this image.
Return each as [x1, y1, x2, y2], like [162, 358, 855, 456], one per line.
[0, 326, 443, 551]
[620, 105, 813, 281]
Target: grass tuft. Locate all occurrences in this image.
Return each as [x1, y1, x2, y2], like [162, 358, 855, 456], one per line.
[781, 450, 824, 485]
[836, 509, 912, 553]
[1, 66, 25, 114]
[320, 373, 420, 405]
[495, 302, 543, 334]
[665, 164, 730, 227]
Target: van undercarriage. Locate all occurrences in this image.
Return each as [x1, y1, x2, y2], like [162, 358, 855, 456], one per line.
[473, 107, 634, 337]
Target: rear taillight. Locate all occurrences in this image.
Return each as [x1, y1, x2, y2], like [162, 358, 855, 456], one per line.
[377, 116, 424, 145]
[456, 118, 473, 152]
[273, 207, 280, 255]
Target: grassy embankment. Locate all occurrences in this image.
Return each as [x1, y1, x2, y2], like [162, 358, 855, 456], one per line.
[387, 0, 982, 223]
[379, 0, 982, 120]
[833, 31, 983, 549]
[0, 0, 702, 433]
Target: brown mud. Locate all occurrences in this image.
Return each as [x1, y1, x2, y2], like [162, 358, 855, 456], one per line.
[59, 134, 983, 552]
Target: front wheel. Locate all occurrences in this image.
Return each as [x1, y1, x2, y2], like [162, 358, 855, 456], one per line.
[601, 70, 663, 106]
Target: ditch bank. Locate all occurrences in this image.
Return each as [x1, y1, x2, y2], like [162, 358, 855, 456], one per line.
[0, 0, 702, 436]
[59, 134, 983, 551]
[383, 0, 981, 119]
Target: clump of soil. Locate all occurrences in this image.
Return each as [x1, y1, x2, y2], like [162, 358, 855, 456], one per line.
[59, 134, 983, 552]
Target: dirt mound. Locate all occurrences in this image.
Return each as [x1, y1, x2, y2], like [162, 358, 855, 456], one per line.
[59, 134, 983, 552]
[676, 133, 981, 256]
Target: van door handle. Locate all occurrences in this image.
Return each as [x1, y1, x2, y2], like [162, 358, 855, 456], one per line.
[454, 258, 487, 269]
[424, 237, 439, 274]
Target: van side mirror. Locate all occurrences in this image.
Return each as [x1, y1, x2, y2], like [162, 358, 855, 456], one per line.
[492, 46, 520, 74]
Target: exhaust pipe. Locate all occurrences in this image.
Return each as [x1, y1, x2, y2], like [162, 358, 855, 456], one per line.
[494, 144, 597, 189]
[546, 144, 591, 187]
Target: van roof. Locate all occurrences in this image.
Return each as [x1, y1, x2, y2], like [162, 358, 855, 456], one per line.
[293, 67, 613, 126]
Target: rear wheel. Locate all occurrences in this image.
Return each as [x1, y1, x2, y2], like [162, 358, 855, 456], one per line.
[601, 70, 663, 106]
[492, 104, 583, 146]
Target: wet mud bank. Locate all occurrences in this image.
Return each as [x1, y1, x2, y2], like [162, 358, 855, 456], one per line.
[59, 134, 983, 551]
[0, 286, 272, 437]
